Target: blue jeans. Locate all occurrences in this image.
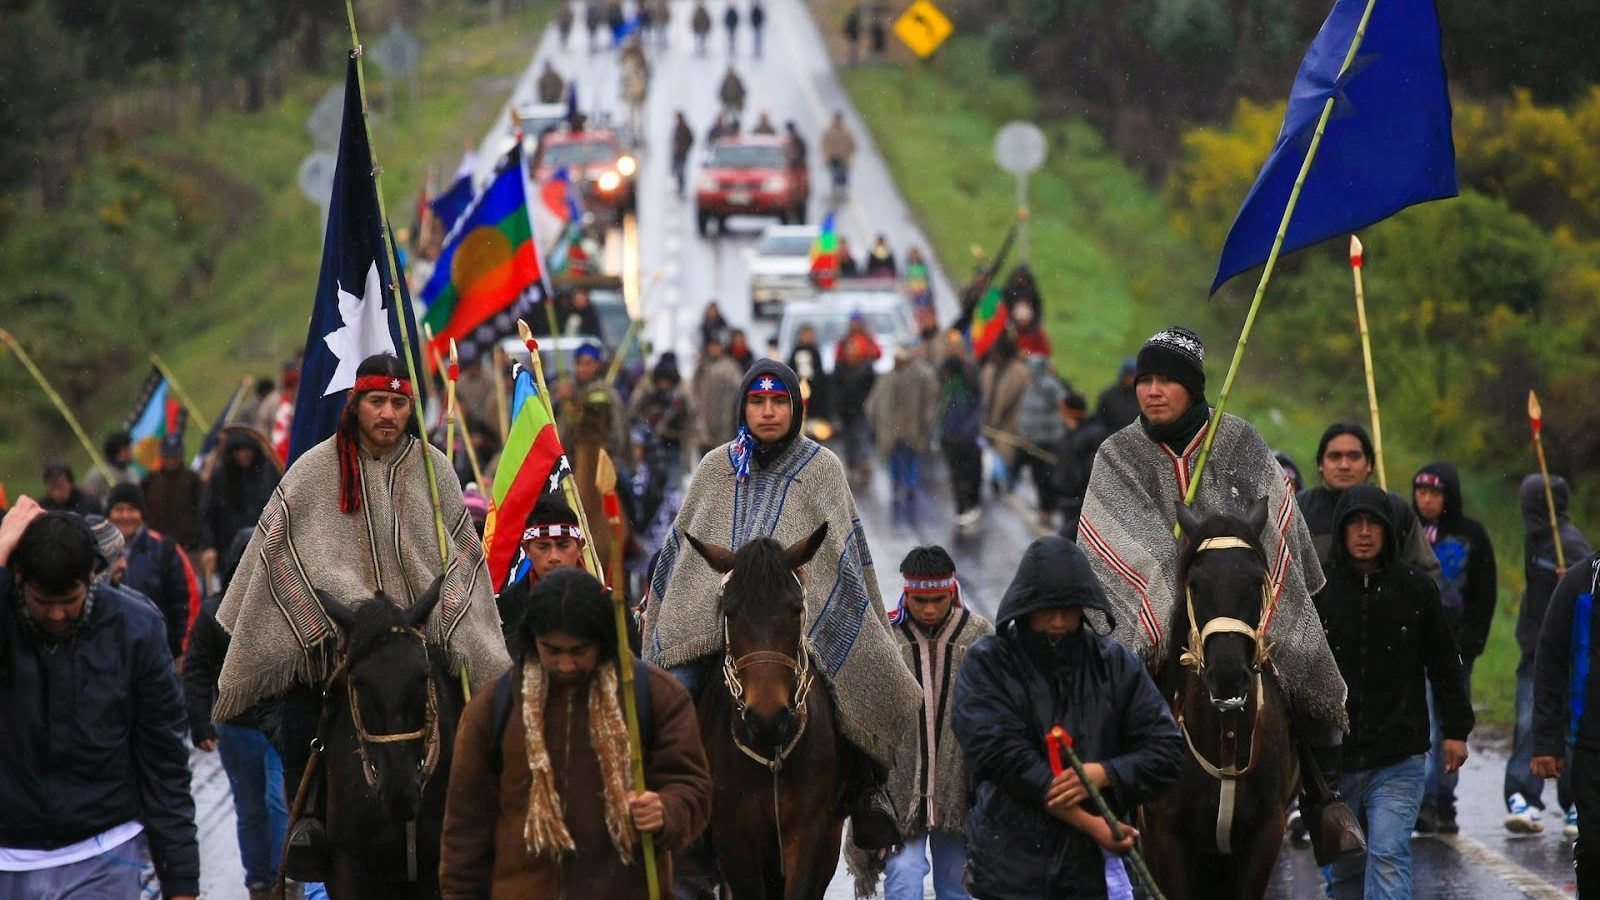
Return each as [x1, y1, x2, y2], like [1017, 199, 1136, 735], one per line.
[1506, 663, 1574, 812]
[883, 830, 969, 899]
[889, 443, 921, 493]
[1323, 755, 1427, 900]
[1424, 659, 1473, 819]
[0, 833, 150, 898]
[218, 722, 289, 888]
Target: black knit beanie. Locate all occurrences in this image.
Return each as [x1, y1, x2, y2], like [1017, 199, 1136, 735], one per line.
[1135, 326, 1206, 403]
[106, 483, 145, 514]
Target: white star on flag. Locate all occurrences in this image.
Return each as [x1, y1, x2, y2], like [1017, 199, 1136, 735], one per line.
[322, 261, 398, 397]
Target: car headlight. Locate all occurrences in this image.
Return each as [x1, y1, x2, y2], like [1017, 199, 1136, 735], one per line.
[696, 174, 717, 193]
[597, 171, 621, 192]
[616, 155, 637, 177]
[762, 176, 786, 192]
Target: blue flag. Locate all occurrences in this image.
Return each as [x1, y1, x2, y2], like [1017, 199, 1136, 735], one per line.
[288, 58, 424, 465]
[1210, 0, 1458, 294]
[428, 150, 477, 235]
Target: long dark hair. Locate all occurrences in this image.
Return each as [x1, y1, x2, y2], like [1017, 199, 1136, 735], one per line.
[336, 354, 419, 513]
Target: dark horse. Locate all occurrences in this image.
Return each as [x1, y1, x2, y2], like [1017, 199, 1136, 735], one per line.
[1143, 499, 1298, 900]
[683, 523, 847, 899]
[305, 580, 464, 899]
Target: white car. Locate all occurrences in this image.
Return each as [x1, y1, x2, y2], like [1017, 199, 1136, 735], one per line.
[515, 102, 568, 151]
[747, 224, 821, 318]
[774, 291, 915, 377]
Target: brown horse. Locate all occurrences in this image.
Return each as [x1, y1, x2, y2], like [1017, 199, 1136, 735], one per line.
[1143, 500, 1298, 900]
[683, 524, 848, 899]
[305, 582, 463, 899]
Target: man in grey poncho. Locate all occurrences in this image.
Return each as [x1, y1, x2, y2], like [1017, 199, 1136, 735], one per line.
[642, 358, 919, 851]
[216, 353, 510, 880]
[1077, 326, 1364, 865]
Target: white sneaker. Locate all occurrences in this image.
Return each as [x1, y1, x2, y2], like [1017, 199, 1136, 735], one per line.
[955, 508, 982, 528]
[1565, 809, 1579, 839]
[1504, 793, 1545, 835]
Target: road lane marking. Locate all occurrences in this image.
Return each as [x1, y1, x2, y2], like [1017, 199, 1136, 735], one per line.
[1438, 834, 1570, 899]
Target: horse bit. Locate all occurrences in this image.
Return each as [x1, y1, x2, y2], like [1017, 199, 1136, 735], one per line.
[1175, 535, 1275, 855]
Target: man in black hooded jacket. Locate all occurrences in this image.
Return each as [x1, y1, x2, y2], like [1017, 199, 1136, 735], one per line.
[1296, 422, 1439, 579]
[1410, 461, 1496, 833]
[1316, 485, 1472, 899]
[953, 536, 1182, 898]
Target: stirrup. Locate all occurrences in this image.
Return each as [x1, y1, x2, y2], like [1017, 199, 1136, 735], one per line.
[849, 785, 902, 850]
[284, 816, 331, 882]
[1309, 800, 1366, 867]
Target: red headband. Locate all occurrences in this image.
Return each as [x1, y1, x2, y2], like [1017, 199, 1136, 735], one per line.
[904, 574, 958, 595]
[353, 374, 413, 397]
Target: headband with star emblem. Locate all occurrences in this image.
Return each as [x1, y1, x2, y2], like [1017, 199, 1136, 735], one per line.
[746, 375, 790, 397]
[353, 374, 413, 397]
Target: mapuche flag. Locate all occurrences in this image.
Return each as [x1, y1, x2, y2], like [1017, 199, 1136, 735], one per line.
[420, 145, 543, 367]
[483, 362, 571, 590]
[126, 366, 186, 475]
[1210, 0, 1457, 293]
[288, 57, 424, 465]
[809, 211, 840, 289]
[968, 284, 1007, 357]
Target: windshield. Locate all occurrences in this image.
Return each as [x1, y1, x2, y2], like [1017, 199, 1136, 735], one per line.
[790, 310, 904, 348]
[708, 144, 786, 169]
[758, 234, 817, 257]
[540, 139, 619, 167]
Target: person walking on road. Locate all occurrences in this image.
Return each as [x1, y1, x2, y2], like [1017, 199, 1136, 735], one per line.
[1093, 359, 1140, 433]
[849, 546, 992, 899]
[40, 462, 102, 517]
[784, 120, 809, 169]
[844, 6, 863, 66]
[718, 66, 747, 118]
[1014, 352, 1067, 528]
[556, 2, 576, 49]
[952, 536, 1183, 898]
[1051, 390, 1107, 541]
[108, 482, 201, 662]
[865, 234, 897, 277]
[787, 323, 833, 423]
[750, 110, 777, 135]
[822, 111, 857, 195]
[82, 429, 137, 504]
[749, 0, 766, 57]
[441, 569, 713, 899]
[141, 435, 203, 552]
[866, 346, 939, 518]
[1533, 547, 1600, 895]
[537, 61, 566, 105]
[0, 503, 200, 900]
[494, 493, 594, 658]
[1506, 474, 1589, 836]
[722, 0, 740, 55]
[1316, 485, 1472, 900]
[1412, 462, 1496, 836]
[691, 0, 712, 55]
[835, 313, 882, 484]
[690, 336, 745, 460]
[198, 429, 280, 586]
[1296, 421, 1440, 578]
[869, 9, 888, 57]
[978, 334, 1030, 492]
[672, 111, 695, 197]
[937, 355, 983, 530]
[585, 1, 604, 53]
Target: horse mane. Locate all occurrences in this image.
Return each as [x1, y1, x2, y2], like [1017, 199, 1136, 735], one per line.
[343, 593, 419, 665]
[720, 537, 800, 617]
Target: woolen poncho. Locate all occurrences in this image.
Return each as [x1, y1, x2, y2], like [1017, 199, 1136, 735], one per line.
[214, 435, 510, 720]
[642, 435, 920, 766]
[1077, 413, 1347, 730]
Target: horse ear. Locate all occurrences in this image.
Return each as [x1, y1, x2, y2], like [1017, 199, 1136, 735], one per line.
[406, 575, 445, 630]
[783, 522, 829, 570]
[1245, 496, 1270, 536]
[684, 530, 735, 574]
[1173, 501, 1203, 542]
[316, 588, 356, 637]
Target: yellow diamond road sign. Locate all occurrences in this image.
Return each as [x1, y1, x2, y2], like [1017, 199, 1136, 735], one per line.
[893, 0, 953, 59]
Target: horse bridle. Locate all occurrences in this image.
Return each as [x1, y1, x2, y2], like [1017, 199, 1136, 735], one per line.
[343, 626, 443, 790]
[721, 617, 814, 770]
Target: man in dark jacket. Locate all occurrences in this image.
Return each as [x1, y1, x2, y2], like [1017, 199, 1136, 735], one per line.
[1533, 551, 1600, 894]
[953, 536, 1182, 898]
[108, 483, 201, 661]
[1507, 474, 1589, 835]
[671, 111, 694, 196]
[1296, 421, 1440, 580]
[198, 429, 280, 584]
[142, 436, 203, 552]
[0, 504, 198, 899]
[1052, 390, 1107, 541]
[1411, 461, 1496, 834]
[1316, 485, 1472, 900]
[40, 462, 103, 517]
[1093, 360, 1140, 433]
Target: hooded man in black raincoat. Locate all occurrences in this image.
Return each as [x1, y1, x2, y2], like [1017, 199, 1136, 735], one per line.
[952, 536, 1182, 898]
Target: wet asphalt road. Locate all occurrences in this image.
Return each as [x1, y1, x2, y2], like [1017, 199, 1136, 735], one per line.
[192, 2, 1574, 897]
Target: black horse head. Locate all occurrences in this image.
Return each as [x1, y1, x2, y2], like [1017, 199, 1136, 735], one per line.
[686, 523, 828, 752]
[317, 578, 445, 823]
[1173, 499, 1270, 713]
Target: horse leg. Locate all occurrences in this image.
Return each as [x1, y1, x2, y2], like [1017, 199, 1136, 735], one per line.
[781, 813, 842, 900]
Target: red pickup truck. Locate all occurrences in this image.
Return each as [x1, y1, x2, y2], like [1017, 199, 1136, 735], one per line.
[694, 136, 809, 235]
[531, 129, 638, 221]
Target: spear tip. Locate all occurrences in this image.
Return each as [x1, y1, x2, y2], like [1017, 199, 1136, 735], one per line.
[449, 338, 459, 363]
[1528, 389, 1542, 421]
[517, 319, 532, 343]
[1349, 234, 1363, 265]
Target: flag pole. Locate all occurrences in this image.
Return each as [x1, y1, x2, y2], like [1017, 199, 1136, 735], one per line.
[0, 328, 116, 484]
[149, 353, 212, 428]
[446, 339, 461, 464]
[1528, 390, 1567, 575]
[492, 346, 512, 442]
[520, 319, 604, 577]
[1178, 0, 1380, 525]
[343, 0, 450, 564]
[1349, 235, 1387, 490]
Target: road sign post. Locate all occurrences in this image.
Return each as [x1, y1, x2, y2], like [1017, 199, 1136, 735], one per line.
[993, 121, 1048, 261]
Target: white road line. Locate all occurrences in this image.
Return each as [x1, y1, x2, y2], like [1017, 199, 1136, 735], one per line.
[1438, 834, 1571, 899]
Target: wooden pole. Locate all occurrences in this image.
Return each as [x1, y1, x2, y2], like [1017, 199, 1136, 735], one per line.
[343, 0, 449, 565]
[0, 329, 116, 484]
[1349, 235, 1387, 490]
[1528, 390, 1567, 574]
[446, 339, 461, 464]
[492, 346, 512, 441]
[1177, 0, 1381, 532]
[149, 353, 212, 428]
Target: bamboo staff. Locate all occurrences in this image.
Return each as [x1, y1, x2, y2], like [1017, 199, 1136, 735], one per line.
[1048, 727, 1164, 900]
[446, 339, 461, 464]
[597, 449, 660, 900]
[519, 319, 603, 576]
[1528, 390, 1567, 575]
[343, 0, 449, 566]
[1179, 0, 1381, 524]
[0, 328, 116, 484]
[149, 353, 212, 428]
[492, 345, 512, 441]
[425, 339, 488, 490]
[1349, 235, 1387, 490]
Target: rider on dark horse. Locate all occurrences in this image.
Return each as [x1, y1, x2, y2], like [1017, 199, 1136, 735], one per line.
[1077, 327, 1366, 866]
[641, 359, 920, 850]
[215, 353, 510, 881]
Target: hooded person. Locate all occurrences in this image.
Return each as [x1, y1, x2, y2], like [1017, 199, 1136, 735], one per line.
[1077, 325, 1362, 864]
[215, 353, 510, 880]
[951, 536, 1182, 898]
[198, 427, 280, 580]
[641, 358, 920, 850]
[496, 493, 591, 656]
[1295, 421, 1440, 579]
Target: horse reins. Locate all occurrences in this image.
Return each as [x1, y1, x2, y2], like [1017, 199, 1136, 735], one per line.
[1175, 534, 1275, 855]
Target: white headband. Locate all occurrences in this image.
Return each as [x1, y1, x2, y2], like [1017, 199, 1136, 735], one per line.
[522, 523, 584, 543]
